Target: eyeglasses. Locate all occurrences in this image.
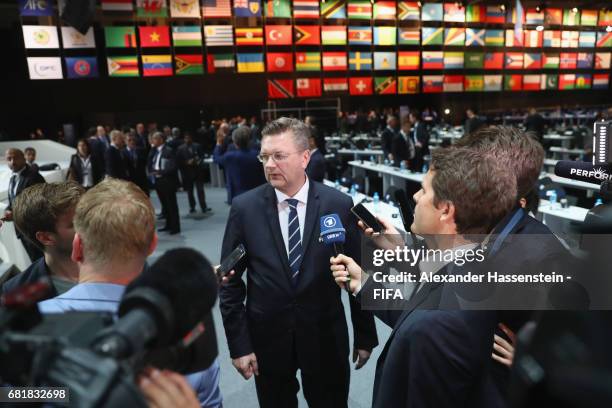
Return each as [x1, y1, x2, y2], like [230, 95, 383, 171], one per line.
[257, 150, 305, 164]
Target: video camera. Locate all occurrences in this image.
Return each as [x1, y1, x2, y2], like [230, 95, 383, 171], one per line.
[0, 248, 219, 408]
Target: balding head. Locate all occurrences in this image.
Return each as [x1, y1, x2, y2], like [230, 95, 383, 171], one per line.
[5, 148, 26, 172]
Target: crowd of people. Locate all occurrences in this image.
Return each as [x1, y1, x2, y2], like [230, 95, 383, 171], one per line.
[1, 110, 609, 407]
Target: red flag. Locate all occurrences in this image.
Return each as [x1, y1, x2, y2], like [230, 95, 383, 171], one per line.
[296, 78, 322, 97]
[349, 77, 373, 95]
[323, 77, 348, 93]
[266, 52, 293, 72]
[268, 79, 294, 99]
[265, 25, 292, 45]
[294, 25, 320, 45]
[139, 26, 170, 47]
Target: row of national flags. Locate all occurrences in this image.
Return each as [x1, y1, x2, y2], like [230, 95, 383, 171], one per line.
[18, 0, 612, 26]
[265, 73, 611, 98]
[27, 52, 611, 81]
[23, 24, 612, 49]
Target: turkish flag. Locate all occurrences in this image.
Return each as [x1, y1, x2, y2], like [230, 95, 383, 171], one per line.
[139, 26, 170, 47]
[266, 53, 293, 72]
[296, 78, 322, 97]
[265, 25, 292, 45]
[349, 77, 373, 95]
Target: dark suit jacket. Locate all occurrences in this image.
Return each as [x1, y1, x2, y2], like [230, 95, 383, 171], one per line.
[381, 127, 397, 158]
[360, 264, 498, 408]
[1, 257, 56, 300]
[391, 131, 414, 167]
[7, 164, 45, 211]
[212, 145, 265, 203]
[105, 146, 129, 180]
[68, 154, 103, 186]
[88, 137, 109, 165]
[305, 149, 325, 182]
[176, 143, 204, 170]
[148, 145, 178, 184]
[125, 147, 149, 191]
[220, 181, 378, 374]
[412, 121, 430, 155]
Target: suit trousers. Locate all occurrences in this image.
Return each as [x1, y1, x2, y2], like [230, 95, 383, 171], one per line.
[253, 334, 350, 408]
[181, 167, 207, 210]
[155, 177, 180, 232]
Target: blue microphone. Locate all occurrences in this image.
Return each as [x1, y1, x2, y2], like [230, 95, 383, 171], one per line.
[320, 213, 346, 256]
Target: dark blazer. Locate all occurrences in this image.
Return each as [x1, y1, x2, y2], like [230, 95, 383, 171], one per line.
[212, 145, 265, 203]
[176, 142, 204, 169]
[1, 257, 56, 300]
[148, 145, 178, 183]
[219, 181, 378, 374]
[360, 265, 498, 408]
[105, 145, 130, 180]
[391, 131, 415, 167]
[88, 136, 108, 164]
[305, 149, 326, 182]
[380, 126, 397, 158]
[7, 164, 45, 211]
[125, 147, 149, 192]
[412, 121, 430, 155]
[68, 154, 103, 186]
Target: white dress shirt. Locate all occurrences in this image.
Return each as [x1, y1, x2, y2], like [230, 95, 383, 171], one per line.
[275, 178, 309, 257]
[80, 155, 93, 188]
[154, 144, 164, 171]
[9, 166, 26, 198]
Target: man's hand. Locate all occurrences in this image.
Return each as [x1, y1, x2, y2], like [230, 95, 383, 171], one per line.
[2, 211, 12, 222]
[491, 323, 516, 367]
[232, 352, 259, 380]
[357, 216, 405, 251]
[352, 348, 371, 370]
[213, 265, 236, 285]
[330, 254, 363, 293]
[138, 368, 200, 408]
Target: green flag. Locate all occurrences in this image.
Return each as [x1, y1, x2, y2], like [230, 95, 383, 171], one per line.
[104, 26, 137, 48]
[464, 52, 484, 69]
[543, 74, 558, 90]
[265, 0, 290, 17]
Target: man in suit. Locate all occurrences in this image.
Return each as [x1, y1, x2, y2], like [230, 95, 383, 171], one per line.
[464, 108, 485, 136]
[408, 111, 430, 172]
[524, 107, 545, 144]
[391, 117, 416, 168]
[125, 133, 150, 195]
[135, 122, 148, 149]
[213, 126, 266, 204]
[3, 148, 46, 261]
[177, 132, 210, 213]
[105, 130, 129, 180]
[331, 147, 517, 408]
[220, 118, 378, 408]
[148, 132, 180, 234]
[24, 147, 38, 173]
[1, 182, 84, 299]
[305, 115, 325, 155]
[305, 133, 325, 182]
[380, 116, 398, 161]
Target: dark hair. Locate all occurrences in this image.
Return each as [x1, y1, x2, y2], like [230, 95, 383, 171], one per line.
[24, 147, 36, 154]
[13, 182, 85, 250]
[430, 147, 517, 234]
[454, 126, 544, 200]
[231, 126, 251, 150]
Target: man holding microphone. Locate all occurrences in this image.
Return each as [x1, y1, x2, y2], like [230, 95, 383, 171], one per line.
[330, 147, 516, 407]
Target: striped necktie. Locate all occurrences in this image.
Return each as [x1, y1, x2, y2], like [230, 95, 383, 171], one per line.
[286, 198, 303, 287]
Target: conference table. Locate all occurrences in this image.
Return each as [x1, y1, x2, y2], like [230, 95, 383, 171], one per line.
[337, 149, 384, 161]
[349, 160, 424, 193]
[323, 179, 405, 232]
[203, 157, 225, 188]
[549, 146, 586, 160]
[543, 134, 573, 149]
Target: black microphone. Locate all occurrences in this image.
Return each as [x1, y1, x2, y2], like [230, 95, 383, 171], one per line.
[91, 248, 218, 362]
[554, 161, 612, 185]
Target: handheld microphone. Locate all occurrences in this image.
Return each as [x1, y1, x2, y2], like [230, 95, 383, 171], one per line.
[554, 161, 612, 185]
[320, 213, 346, 256]
[92, 248, 218, 365]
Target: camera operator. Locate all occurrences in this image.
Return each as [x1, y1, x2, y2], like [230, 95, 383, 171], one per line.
[1, 181, 84, 299]
[37, 179, 222, 408]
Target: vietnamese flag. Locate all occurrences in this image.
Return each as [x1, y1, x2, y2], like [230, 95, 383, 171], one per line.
[139, 26, 170, 47]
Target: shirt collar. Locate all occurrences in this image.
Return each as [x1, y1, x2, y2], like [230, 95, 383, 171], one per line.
[56, 282, 126, 302]
[275, 177, 309, 206]
[12, 165, 27, 176]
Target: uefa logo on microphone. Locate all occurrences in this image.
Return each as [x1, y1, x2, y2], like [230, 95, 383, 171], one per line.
[323, 216, 337, 228]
